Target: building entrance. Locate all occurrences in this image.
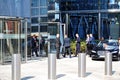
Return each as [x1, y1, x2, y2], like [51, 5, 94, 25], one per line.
[0, 17, 27, 64]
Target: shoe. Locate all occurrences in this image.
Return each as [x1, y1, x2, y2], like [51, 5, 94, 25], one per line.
[57, 57, 60, 59]
[62, 54, 65, 57]
[74, 55, 77, 57]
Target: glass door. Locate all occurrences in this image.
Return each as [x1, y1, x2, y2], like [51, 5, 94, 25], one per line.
[0, 18, 26, 64]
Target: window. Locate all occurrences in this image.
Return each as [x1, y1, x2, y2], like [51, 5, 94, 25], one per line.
[55, 2, 59, 10]
[109, 0, 115, 4]
[31, 0, 39, 7]
[40, 17, 48, 22]
[48, 24, 57, 35]
[31, 8, 39, 16]
[40, 25, 47, 32]
[40, 8, 47, 15]
[40, 0, 47, 6]
[31, 17, 38, 24]
[48, 1, 55, 10]
[31, 26, 38, 32]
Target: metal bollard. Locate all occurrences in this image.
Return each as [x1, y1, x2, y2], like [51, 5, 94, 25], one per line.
[48, 53, 56, 80]
[105, 51, 112, 76]
[12, 54, 21, 80]
[78, 53, 86, 77]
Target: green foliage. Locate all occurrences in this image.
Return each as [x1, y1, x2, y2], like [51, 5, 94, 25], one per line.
[70, 40, 87, 54]
[80, 41, 87, 53]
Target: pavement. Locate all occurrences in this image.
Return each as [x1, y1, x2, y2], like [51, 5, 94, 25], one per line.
[0, 55, 120, 80]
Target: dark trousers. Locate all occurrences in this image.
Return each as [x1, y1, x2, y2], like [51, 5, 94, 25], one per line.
[32, 47, 39, 57]
[86, 44, 93, 56]
[75, 43, 80, 56]
[63, 46, 71, 58]
[56, 47, 60, 59]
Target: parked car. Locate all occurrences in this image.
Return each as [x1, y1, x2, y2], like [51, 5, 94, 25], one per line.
[91, 39, 119, 60]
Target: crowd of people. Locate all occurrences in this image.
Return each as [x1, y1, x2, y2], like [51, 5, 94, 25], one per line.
[55, 33, 95, 59]
[30, 33, 95, 58]
[86, 34, 95, 56]
[31, 34, 45, 57]
[56, 34, 80, 59]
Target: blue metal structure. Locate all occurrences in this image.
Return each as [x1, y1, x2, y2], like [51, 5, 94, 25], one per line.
[59, 0, 120, 39]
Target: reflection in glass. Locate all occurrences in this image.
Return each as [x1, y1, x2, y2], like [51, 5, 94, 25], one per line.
[31, 17, 39, 23]
[31, 26, 38, 32]
[48, 1, 55, 10]
[48, 24, 58, 35]
[109, 0, 115, 4]
[31, 8, 39, 16]
[40, 8, 47, 15]
[40, 0, 47, 6]
[31, 0, 39, 7]
[55, 2, 59, 10]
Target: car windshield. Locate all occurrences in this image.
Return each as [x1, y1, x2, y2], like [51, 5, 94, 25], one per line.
[98, 40, 118, 47]
[107, 42, 117, 46]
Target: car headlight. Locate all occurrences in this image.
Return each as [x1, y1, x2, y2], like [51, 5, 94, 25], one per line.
[91, 50, 96, 53]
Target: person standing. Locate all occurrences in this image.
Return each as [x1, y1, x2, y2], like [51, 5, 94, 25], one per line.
[86, 34, 91, 55]
[90, 34, 96, 48]
[39, 35, 45, 56]
[89, 34, 95, 56]
[63, 34, 71, 58]
[75, 33, 81, 57]
[55, 34, 61, 59]
[31, 34, 39, 57]
[89, 34, 95, 44]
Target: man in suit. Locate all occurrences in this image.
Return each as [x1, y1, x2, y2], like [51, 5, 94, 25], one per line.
[39, 35, 45, 56]
[75, 33, 81, 57]
[31, 34, 39, 57]
[55, 34, 61, 59]
[63, 34, 71, 58]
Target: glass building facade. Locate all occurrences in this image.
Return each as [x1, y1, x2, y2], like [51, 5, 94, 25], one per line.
[0, 0, 30, 64]
[48, 0, 120, 40]
[31, 0, 48, 33]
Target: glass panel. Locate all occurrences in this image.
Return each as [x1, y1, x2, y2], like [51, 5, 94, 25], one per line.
[40, 8, 47, 15]
[2, 20, 21, 62]
[48, 23, 58, 52]
[48, 13, 59, 22]
[48, 24, 58, 35]
[31, 17, 39, 24]
[31, 8, 39, 16]
[40, 17, 47, 22]
[48, 1, 55, 10]
[109, 0, 115, 4]
[40, 0, 47, 6]
[31, 26, 38, 32]
[55, 2, 59, 10]
[118, 1, 120, 8]
[31, 0, 39, 7]
[108, 0, 119, 9]
[40, 25, 47, 32]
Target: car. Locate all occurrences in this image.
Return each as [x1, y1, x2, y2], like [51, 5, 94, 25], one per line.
[91, 39, 119, 60]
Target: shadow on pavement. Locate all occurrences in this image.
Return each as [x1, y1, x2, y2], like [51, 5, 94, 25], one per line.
[86, 72, 92, 77]
[21, 76, 35, 80]
[92, 58, 119, 61]
[112, 71, 116, 75]
[57, 74, 66, 79]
